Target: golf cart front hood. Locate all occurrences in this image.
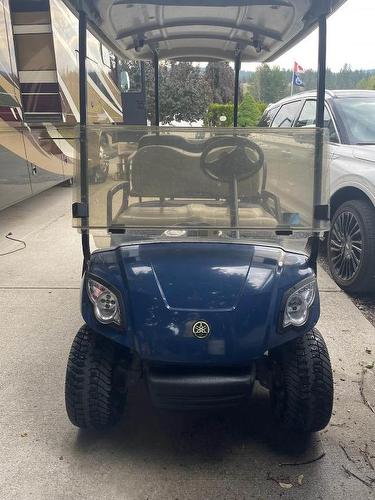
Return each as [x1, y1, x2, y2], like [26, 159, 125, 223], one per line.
[141, 243, 255, 311]
[86, 242, 318, 364]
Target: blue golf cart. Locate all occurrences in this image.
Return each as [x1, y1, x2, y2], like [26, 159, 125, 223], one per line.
[64, 0, 345, 433]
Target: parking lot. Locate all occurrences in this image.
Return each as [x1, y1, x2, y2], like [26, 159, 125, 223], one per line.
[0, 186, 375, 500]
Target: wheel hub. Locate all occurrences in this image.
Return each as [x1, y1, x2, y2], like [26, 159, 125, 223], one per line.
[344, 238, 352, 257]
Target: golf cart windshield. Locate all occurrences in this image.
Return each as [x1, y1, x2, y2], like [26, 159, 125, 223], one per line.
[73, 125, 328, 246]
[66, 0, 342, 250]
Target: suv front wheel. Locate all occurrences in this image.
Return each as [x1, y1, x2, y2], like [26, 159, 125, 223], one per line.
[327, 199, 375, 293]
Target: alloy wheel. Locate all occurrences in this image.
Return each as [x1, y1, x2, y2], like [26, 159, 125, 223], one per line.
[329, 210, 363, 282]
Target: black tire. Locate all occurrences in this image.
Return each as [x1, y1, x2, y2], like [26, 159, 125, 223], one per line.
[65, 325, 126, 430]
[270, 329, 333, 433]
[327, 199, 375, 294]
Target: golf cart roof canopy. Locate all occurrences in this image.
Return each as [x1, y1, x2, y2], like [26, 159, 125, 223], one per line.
[63, 0, 345, 62]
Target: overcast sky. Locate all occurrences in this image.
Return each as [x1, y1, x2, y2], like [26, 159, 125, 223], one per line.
[244, 0, 375, 72]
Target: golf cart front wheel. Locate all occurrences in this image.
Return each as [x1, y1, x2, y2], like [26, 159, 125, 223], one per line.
[270, 329, 333, 433]
[65, 325, 126, 430]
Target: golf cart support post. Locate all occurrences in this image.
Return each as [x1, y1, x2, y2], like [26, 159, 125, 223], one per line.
[309, 12, 329, 270]
[77, 7, 90, 270]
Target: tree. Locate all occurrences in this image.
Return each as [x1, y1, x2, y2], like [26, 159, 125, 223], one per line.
[128, 60, 375, 123]
[256, 101, 268, 116]
[204, 62, 235, 104]
[166, 62, 212, 123]
[357, 75, 375, 90]
[145, 61, 211, 124]
[144, 61, 167, 124]
[238, 94, 261, 127]
[251, 64, 289, 104]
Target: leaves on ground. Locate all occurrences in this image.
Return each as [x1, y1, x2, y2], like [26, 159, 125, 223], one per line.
[279, 482, 293, 489]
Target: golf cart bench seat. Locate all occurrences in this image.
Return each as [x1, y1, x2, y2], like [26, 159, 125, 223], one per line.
[115, 200, 277, 227]
[129, 144, 261, 199]
[137, 134, 207, 153]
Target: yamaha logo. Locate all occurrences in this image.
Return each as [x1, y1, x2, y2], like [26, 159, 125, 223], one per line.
[192, 320, 210, 339]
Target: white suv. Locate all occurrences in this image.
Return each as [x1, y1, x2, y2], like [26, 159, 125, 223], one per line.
[259, 90, 375, 293]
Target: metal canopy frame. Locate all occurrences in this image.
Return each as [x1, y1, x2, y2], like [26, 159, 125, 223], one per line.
[153, 51, 160, 126]
[125, 34, 271, 54]
[117, 19, 282, 43]
[75, 0, 331, 272]
[308, 13, 328, 271]
[78, 8, 90, 271]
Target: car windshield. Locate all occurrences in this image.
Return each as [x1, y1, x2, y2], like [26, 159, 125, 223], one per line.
[335, 97, 375, 145]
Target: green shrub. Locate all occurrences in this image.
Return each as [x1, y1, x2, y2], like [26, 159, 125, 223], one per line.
[204, 103, 234, 127]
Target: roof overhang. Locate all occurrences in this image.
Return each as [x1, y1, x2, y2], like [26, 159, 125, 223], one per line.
[63, 0, 347, 62]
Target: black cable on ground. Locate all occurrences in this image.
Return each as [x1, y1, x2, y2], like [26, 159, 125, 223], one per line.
[0, 232, 27, 256]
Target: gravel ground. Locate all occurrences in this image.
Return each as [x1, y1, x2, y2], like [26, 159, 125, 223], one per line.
[319, 247, 375, 327]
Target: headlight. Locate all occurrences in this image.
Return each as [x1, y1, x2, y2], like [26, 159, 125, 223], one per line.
[283, 279, 316, 328]
[87, 278, 121, 326]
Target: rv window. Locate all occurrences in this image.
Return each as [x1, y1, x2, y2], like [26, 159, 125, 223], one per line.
[100, 43, 112, 68]
[119, 70, 130, 92]
[118, 60, 142, 93]
[15, 33, 55, 71]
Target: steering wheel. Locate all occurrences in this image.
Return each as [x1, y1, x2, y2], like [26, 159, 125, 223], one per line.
[200, 136, 264, 183]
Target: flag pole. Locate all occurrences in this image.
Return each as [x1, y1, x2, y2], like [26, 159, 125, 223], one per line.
[291, 65, 295, 96]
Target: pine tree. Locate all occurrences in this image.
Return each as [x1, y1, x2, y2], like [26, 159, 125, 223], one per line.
[238, 94, 261, 127]
[204, 62, 235, 104]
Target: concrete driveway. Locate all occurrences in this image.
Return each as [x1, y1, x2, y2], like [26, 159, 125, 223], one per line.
[0, 187, 374, 500]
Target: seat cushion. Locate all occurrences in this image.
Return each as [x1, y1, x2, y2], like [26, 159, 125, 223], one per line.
[115, 200, 277, 228]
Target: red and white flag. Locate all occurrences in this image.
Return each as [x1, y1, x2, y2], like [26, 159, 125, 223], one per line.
[294, 62, 304, 73]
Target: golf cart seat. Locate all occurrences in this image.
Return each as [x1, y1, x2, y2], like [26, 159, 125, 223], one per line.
[113, 142, 278, 228]
[137, 134, 207, 153]
[130, 144, 261, 199]
[115, 199, 277, 227]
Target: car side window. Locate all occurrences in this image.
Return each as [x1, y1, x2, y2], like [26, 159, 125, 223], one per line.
[295, 99, 339, 143]
[258, 107, 278, 127]
[271, 101, 301, 128]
